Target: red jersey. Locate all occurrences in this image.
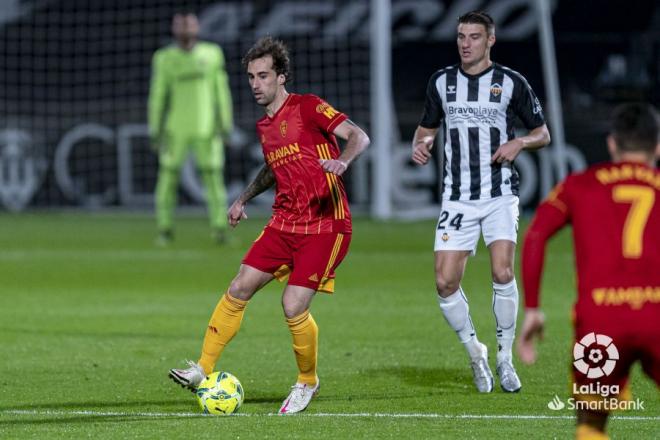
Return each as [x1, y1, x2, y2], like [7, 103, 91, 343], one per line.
[522, 161, 660, 321]
[256, 93, 350, 234]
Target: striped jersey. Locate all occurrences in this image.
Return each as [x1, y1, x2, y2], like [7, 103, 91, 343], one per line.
[256, 93, 351, 234]
[419, 63, 545, 201]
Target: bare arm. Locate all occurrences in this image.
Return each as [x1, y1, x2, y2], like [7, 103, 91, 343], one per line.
[238, 164, 275, 204]
[411, 125, 439, 165]
[319, 119, 370, 176]
[228, 164, 276, 227]
[491, 124, 551, 164]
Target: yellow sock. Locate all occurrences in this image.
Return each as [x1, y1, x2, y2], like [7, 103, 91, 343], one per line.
[198, 293, 247, 375]
[576, 424, 609, 440]
[286, 310, 318, 386]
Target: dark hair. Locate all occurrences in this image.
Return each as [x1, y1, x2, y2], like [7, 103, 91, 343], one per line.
[458, 10, 495, 35]
[242, 36, 291, 82]
[611, 103, 659, 153]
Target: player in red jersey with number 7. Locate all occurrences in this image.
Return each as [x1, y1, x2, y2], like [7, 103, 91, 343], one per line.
[168, 37, 370, 414]
[518, 103, 659, 440]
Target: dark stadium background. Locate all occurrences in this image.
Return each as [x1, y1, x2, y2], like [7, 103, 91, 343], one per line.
[0, 0, 658, 209]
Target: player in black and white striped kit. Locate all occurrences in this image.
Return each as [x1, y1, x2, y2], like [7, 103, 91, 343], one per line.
[412, 10, 550, 393]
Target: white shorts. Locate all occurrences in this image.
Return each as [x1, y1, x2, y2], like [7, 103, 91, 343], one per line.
[434, 195, 519, 255]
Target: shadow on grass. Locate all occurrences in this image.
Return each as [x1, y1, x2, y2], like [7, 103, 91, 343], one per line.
[0, 399, 188, 412]
[243, 396, 284, 404]
[0, 399, 199, 427]
[0, 415, 199, 427]
[1, 393, 286, 411]
[0, 367, 472, 427]
[360, 365, 471, 391]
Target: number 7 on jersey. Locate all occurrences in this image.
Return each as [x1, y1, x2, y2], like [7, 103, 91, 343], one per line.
[612, 184, 655, 259]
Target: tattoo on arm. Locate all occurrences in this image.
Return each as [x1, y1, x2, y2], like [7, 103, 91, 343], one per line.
[239, 164, 275, 203]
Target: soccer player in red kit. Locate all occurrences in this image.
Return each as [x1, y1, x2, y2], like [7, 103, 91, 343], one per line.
[168, 37, 369, 414]
[518, 103, 659, 439]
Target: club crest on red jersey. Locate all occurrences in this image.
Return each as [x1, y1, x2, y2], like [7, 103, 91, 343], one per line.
[280, 120, 287, 137]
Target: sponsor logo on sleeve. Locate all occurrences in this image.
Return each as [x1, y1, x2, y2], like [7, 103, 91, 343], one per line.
[316, 102, 338, 119]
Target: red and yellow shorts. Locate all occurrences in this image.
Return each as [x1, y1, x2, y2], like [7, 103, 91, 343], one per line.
[242, 227, 351, 293]
[571, 314, 660, 406]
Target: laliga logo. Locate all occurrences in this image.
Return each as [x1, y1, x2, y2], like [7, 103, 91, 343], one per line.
[573, 332, 619, 379]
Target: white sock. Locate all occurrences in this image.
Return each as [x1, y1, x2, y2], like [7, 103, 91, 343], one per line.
[492, 279, 519, 364]
[438, 288, 482, 360]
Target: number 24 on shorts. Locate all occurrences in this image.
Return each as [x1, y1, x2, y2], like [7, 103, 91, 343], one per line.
[437, 211, 464, 230]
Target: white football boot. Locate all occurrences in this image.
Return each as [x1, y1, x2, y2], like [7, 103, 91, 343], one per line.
[496, 359, 522, 393]
[278, 379, 320, 414]
[168, 360, 206, 393]
[470, 343, 494, 393]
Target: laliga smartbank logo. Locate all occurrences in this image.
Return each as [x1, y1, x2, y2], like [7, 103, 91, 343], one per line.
[573, 332, 618, 378]
[546, 332, 645, 411]
[547, 395, 565, 410]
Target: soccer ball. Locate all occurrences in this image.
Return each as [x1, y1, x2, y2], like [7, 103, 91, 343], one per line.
[196, 371, 244, 415]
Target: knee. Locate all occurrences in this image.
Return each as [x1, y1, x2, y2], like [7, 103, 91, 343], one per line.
[435, 274, 460, 297]
[492, 266, 514, 285]
[281, 291, 310, 319]
[227, 277, 256, 301]
[282, 300, 306, 319]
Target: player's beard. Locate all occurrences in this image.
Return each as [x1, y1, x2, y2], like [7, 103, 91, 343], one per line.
[255, 92, 274, 107]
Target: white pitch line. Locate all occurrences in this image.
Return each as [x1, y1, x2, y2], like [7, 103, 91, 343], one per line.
[1, 410, 657, 421]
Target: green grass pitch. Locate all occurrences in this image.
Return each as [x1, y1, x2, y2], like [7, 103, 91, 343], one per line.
[0, 213, 657, 438]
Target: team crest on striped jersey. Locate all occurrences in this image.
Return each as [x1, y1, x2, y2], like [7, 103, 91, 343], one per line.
[490, 83, 502, 97]
[280, 120, 287, 137]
